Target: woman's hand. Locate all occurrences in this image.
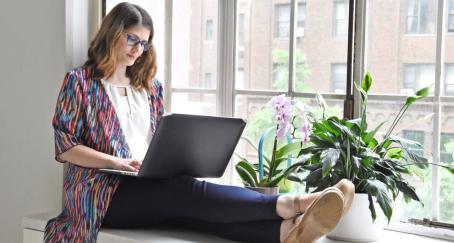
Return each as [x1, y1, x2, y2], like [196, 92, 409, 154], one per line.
[110, 158, 142, 172]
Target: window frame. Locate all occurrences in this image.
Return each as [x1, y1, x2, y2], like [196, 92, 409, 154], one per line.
[103, 0, 454, 238]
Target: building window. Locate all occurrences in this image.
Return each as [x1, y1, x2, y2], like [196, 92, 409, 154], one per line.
[206, 19, 214, 41]
[402, 130, 425, 156]
[297, 3, 306, 38]
[448, 0, 454, 32]
[445, 64, 454, 96]
[274, 3, 305, 38]
[238, 13, 245, 48]
[441, 133, 454, 163]
[333, 0, 348, 37]
[406, 0, 436, 34]
[204, 72, 214, 88]
[402, 64, 434, 93]
[331, 63, 346, 93]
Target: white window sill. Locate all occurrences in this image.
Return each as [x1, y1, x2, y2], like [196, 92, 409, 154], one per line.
[23, 212, 452, 243]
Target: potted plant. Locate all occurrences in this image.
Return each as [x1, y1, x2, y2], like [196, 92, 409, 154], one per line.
[295, 72, 454, 241]
[235, 95, 312, 194]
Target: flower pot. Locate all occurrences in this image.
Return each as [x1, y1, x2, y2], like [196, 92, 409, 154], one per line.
[245, 186, 280, 195]
[327, 193, 386, 242]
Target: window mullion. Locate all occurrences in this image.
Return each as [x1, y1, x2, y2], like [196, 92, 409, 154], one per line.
[352, 0, 367, 119]
[164, 0, 173, 112]
[431, 0, 447, 221]
[288, 0, 297, 97]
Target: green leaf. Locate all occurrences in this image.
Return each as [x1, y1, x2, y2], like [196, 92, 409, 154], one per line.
[235, 160, 258, 186]
[275, 142, 301, 159]
[367, 194, 377, 221]
[362, 72, 373, 93]
[448, 167, 454, 175]
[321, 148, 341, 177]
[363, 121, 385, 146]
[402, 147, 429, 169]
[415, 86, 430, 97]
[364, 179, 393, 223]
[405, 96, 418, 106]
[385, 148, 403, 159]
[395, 181, 421, 203]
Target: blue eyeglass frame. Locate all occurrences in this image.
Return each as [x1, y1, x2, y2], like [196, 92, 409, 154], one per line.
[125, 33, 151, 52]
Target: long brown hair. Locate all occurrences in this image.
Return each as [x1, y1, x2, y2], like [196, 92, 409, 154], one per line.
[84, 2, 157, 92]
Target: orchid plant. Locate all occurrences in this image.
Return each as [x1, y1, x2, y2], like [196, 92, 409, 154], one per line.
[235, 95, 313, 189]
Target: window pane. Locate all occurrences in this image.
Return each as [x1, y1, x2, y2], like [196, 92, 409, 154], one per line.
[172, 0, 218, 89]
[331, 63, 347, 93]
[367, 101, 434, 222]
[236, 0, 290, 91]
[406, 0, 436, 34]
[448, 0, 454, 32]
[440, 105, 454, 224]
[105, 0, 166, 82]
[171, 92, 216, 115]
[333, 0, 348, 37]
[294, 0, 349, 93]
[367, 0, 437, 95]
[444, 64, 454, 96]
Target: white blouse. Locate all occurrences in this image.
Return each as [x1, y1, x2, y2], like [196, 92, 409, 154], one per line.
[101, 79, 152, 159]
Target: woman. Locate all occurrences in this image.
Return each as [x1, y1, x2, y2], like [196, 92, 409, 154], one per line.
[44, 3, 354, 243]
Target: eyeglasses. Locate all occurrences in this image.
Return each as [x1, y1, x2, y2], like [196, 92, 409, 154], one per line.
[125, 33, 151, 52]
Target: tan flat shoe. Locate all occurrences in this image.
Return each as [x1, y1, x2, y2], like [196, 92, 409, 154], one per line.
[333, 179, 355, 216]
[284, 188, 344, 243]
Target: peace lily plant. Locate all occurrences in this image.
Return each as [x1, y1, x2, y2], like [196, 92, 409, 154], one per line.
[296, 72, 454, 223]
[235, 95, 313, 192]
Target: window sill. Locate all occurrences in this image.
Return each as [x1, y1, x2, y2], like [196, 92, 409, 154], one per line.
[23, 212, 453, 243]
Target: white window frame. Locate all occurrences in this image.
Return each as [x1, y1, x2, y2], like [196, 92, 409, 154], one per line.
[160, 0, 454, 240]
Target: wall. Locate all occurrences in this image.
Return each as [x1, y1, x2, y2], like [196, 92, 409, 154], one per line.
[0, 0, 66, 242]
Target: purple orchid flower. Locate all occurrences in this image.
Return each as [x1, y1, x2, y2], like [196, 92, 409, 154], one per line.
[268, 94, 292, 139]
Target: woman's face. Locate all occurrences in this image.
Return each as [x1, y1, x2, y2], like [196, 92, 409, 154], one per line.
[116, 25, 151, 67]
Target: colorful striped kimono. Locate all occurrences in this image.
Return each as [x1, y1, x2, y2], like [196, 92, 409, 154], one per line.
[44, 67, 164, 242]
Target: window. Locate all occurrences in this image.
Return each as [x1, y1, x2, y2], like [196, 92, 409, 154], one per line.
[402, 64, 434, 93]
[238, 13, 245, 48]
[402, 130, 425, 156]
[204, 72, 214, 89]
[274, 3, 305, 38]
[441, 133, 454, 163]
[206, 19, 214, 41]
[331, 63, 346, 93]
[406, 0, 436, 34]
[445, 64, 454, 96]
[448, 0, 454, 32]
[333, 0, 348, 37]
[105, 0, 454, 230]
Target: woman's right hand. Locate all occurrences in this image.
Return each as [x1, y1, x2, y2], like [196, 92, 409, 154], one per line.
[110, 157, 142, 172]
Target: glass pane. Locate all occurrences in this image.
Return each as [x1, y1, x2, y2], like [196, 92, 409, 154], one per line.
[172, 0, 218, 88]
[440, 105, 454, 224]
[171, 92, 216, 115]
[105, 0, 166, 82]
[236, 0, 290, 91]
[367, 0, 437, 95]
[367, 100, 434, 222]
[445, 5, 454, 97]
[294, 0, 349, 93]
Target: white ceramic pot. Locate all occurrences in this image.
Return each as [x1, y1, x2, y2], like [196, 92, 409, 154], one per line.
[327, 193, 386, 242]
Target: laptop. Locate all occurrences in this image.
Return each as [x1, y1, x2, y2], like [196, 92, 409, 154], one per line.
[99, 113, 246, 178]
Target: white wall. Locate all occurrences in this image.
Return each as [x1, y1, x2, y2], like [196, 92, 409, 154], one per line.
[0, 0, 66, 242]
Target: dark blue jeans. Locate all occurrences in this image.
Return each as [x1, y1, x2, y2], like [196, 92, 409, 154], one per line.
[102, 175, 282, 243]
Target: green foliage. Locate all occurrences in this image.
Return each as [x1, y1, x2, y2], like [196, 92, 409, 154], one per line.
[272, 49, 311, 92]
[295, 72, 454, 223]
